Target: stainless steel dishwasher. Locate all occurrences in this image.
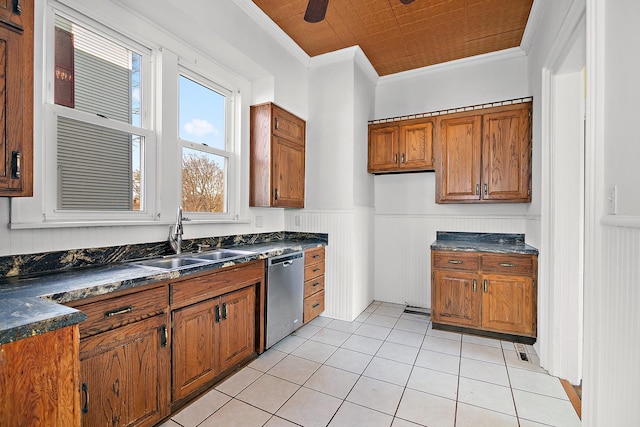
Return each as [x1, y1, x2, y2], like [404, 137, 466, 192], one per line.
[266, 251, 305, 349]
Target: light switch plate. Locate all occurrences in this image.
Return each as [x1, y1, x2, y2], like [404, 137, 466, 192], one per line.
[255, 215, 263, 228]
[295, 215, 301, 226]
[607, 185, 618, 214]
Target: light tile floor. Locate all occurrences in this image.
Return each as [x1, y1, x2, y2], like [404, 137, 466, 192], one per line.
[160, 301, 581, 427]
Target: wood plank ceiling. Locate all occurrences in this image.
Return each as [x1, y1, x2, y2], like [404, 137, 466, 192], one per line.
[252, 0, 534, 76]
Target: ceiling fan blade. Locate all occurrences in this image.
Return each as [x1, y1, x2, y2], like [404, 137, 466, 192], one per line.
[304, 0, 329, 23]
[399, 0, 415, 4]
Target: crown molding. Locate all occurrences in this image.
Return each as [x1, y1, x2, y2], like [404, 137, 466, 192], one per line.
[378, 47, 526, 86]
[308, 46, 379, 83]
[521, 0, 547, 54]
[231, 0, 310, 67]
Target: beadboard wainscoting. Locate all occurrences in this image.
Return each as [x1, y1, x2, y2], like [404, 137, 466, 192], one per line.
[584, 220, 640, 426]
[373, 215, 528, 309]
[285, 208, 375, 322]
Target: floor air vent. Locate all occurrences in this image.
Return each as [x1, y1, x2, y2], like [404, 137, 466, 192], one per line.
[514, 343, 531, 362]
[403, 306, 430, 316]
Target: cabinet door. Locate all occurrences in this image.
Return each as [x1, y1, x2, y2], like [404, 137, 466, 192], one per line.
[0, 0, 24, 29]
[482, 106, 531, 201]
[172, 299, 218, 401]
[481, 274, 535, 336]
[272, 136, 305, 208]
[432, 270, 481, 327]
[0, 325, 80, 427]
[399, 121, 434, 170]
[218, 286, 256, 372]
[79, 315, 170, 427]
[368, 125, 399, 172]
[436, 115, 482, 202]
[0, 0, 33, 197]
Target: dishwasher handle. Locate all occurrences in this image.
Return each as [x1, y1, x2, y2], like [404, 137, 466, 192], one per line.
[268, 251, 304, 267]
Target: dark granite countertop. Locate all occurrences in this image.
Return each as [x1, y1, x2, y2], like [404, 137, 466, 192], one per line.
[0, 233, 327, 345]
[430, 232, 538, 255]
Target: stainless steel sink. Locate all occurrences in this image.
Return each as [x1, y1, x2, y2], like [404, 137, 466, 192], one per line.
[191, 249, 254, 261]
[136, 257, 206, 270]
[134, 248, 255, 270]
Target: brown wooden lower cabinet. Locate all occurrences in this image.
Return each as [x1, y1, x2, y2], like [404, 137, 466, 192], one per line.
[431, 250, 537, 339]
[79, 315, 170, 427]
[0, 325, 80, 426]
[172, 285, 256, 402]
[170, 261, 263, 405]
[303, 247, 325, 324]
[71, 284, 171, 427]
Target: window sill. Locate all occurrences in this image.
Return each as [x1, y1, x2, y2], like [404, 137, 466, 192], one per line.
[9, 218, 252, 230]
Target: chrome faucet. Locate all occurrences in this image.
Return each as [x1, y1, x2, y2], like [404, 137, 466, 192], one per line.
[169, 206, 184, 254]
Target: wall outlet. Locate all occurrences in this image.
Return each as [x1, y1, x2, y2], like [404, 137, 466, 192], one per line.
[295, 215, 301, 226]
[607, 185, 618, 214]
[255, 215, 263, 228]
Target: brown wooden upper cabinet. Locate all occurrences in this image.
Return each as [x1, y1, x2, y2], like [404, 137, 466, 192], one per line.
[0, 0, 33, 197]
[368, 118, 435, 173]
[435, 102, 532, 203]
[250, 103, 305, 208]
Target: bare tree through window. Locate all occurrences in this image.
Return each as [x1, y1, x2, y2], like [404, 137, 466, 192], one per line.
[181, 151, 224, 212]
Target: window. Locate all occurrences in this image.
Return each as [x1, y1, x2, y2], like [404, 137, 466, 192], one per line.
[50, 14, 151, 213]
[178, 73, 234, 216]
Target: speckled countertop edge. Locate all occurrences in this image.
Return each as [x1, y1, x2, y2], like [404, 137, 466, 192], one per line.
[0, 239, 325, 345]
[430, 231, 539, 255]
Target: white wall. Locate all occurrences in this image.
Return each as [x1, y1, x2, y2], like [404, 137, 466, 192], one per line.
[582, 0, 640, 425]
[372, 54, 530, 308]
[293, 50, 376, 320]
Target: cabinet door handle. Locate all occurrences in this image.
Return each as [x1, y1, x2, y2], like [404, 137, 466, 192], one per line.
[81, 383, 89, 414]
[104, 305, 132, 318]
[312, 282, 320, 287]
[313, 254, 320, 259]
[448, 260, 463, 264]
[475, 184, 480, 195]
[274, 188, 279, 201]
[312, 303, 320, 308]
[11, 151, 20, 179]
[499, 263, 515, 268]
[313, 268, 321, 272]
[473, 279, 477, 292]
[484, 183, 488, 195]
[215, 305, 221, 323]
[222, 303, 227, 320]
[393, 153, 398, 163]
[483, 279, 488, 293]
[401, 153, 405, 163]
[14, 0, 22, 14]
[160, 325, 168, 347]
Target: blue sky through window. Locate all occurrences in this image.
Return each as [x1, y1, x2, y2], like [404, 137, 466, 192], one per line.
[179, 75, 225, 150]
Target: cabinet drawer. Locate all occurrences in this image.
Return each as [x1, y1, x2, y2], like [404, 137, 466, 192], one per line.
[304, 290, 325, 323]
[481, 254, 534, 275]
[304, 262, 325, 281]
[75, 286, 168, 338]
[304, 276, 325, 298]
[305, 247, 325, 266]
[273, 106, 305, 144]
[433, 252, 480, 271]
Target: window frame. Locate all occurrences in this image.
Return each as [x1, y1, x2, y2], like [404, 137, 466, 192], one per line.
[177, 67, 238, 221]
[42, 3, 157, 222]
